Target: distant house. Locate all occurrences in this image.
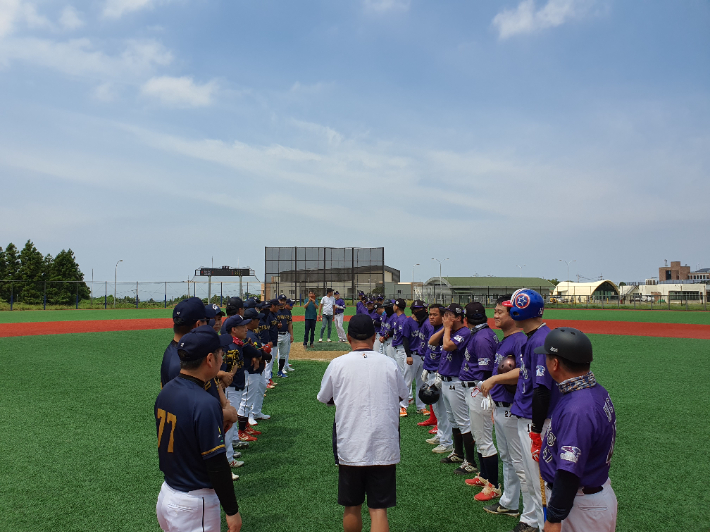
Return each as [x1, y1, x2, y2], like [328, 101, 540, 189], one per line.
[553, 280, 620, 301]
[421, 276, 555, 304]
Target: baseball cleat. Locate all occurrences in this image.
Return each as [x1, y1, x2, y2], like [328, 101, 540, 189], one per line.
[475, 483, 502, 502]
[318, 338, 323, 342]
[507, 521, 537, 532]
[465, 475, 487, 487]
[428, 426, 438, 434]
[232, 473, 240, 481]
[228, 460, 245, 468]
[432, 444, 453, 454]
[248, 416, 258, 426]
[483, 503, 520, 517]
[440, 452, 464, 464]
[454, 460, 477, 475]
[267, 383, 276, 389]
[232, 452, 242, 459]
[245, 426, 261, 435]
[254, 413, 271, 420]
[233, 441, 249, 449]
[277, 371, 287, 378]
[417, 408, 430, 415]
[399, 407, 408, 417]
[238, 431, 257, 442]
[417, 417, 437, 427]
[287, 365, 295, 371]
[425, 436, 440, 445]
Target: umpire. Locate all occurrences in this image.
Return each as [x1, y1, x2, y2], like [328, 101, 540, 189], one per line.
[536, 328, 618, 532]
[155, 325, 242, 532]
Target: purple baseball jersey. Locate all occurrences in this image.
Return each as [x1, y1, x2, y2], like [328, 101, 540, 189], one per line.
[356, 301, 368, 315]
[417, 318, 432, 356]
[540, 383, 616, 488]
[379, 312, 394, 339]
[438, 325, 471, 377]
[407, 317, 424, 354]
[490, 331, 527, 403]
[371, 309, 383, 333]
[391, 313, 409, 347]
[459, 324, 499, 382]
[422, 323, 444, 372]
[510, 324, 551, 419]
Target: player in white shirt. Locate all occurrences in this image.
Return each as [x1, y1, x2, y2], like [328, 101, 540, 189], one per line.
[317, 314, 408, 532]
[318, 288, 336, 342]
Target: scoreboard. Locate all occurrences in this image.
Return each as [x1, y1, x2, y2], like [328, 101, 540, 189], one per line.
[196, 267, 253, 277]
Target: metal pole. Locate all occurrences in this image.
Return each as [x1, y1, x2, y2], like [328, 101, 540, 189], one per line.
[208, 275, 212, 304]
[114, 259, 122, 308]
[164, 282, 167, 308]
[220, 282, 223, 306]
[136, 281, 139, 309]
[105, 281, 107, 309]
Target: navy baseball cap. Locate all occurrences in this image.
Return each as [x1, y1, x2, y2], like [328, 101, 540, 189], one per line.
[177, 325, 221, 361]
[173, 297, 207, 325]
[376, 296, 384, 301]
[269, 298, 280, 306]
[223, 315, 251, 333]
[278, 294, 287, 300]
[465, 302, 486, 321]
[219, 333, 233, 349]
[205, 303, 223, 319]
[348, 314, 376, 340]
[286, 299, 295, 306]
[244, 298, 256, 309]
[244, 308, 261, 320]
[444, 303, 465, 317]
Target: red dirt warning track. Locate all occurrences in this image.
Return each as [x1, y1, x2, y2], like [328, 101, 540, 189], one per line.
[1, 317, 709, 339]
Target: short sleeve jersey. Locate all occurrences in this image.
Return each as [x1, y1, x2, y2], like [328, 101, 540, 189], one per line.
[244, 330, 264, 374]
[356, 301, 368, 315]
[459, 325, 499, 382]
[379, 312, 393, 339]
[160, 340, 221, 402]
[155, 376, 226, 492]
[391, 313, 409, 347]
[317, 350, 408, 466]
[490, 332, 527, 403]
[277, 309, 292, 333]
[371, 310, 383, 333]
[438, 325, 472, 377]
[422, 324, 445, 372]
[407, 318, 424, 354]
[417, 319, 433, 356]
[540, 383, 616, 488]
[222, 338, 245, 390]
[334, 298, 346, 315]
[511, 324, 551, 419]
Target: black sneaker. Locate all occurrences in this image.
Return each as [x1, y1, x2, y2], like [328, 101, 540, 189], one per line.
[484, 503, 520, 517]
[453, 460, 477, 475]
[508, 522, 538, 532]
[440, 452, 464, 464]
[233, 441, 249, 449]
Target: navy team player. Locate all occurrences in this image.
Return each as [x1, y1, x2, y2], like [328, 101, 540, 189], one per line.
[155, 325, 242, 532]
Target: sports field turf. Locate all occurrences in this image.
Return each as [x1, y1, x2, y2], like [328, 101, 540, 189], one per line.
[1, 328, 709, 531]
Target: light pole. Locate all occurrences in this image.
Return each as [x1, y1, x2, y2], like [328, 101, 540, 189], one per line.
[560, 259, 576, 283]
[412, 263, 420, 283]
[432, 257, 449, 303]
[517, 264, 526, 276]
[114, 260, 123, 309]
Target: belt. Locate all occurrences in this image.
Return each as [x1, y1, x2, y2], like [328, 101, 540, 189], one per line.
[441, 376, 456, 382]
[546, 483, 603, 495]
[495, 401, 512, 407]
[278, 332, 288, 336]
[461, 381, 479, 388]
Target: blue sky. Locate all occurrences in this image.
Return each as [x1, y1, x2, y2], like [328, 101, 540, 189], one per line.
[1, 0, 708, 285]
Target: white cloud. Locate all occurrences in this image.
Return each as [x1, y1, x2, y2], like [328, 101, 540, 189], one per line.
[0, 0, 21, 37]
[103, 0, 167, 19]
[93, 82, 117, 102]
[59, 6, 83, 30]
[492, 0, 595, 39]
[363, 0, 410, 13]
[0, 37, 173, 78]
[141, 76, 218, 107]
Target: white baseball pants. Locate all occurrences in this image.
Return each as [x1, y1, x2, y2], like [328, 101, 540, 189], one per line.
[409, 354, 426, 410]
[440, 377, 471, 433]
[544, 478, 617, 532]
[252, 371, 267, 417]
[157, 482, 220, 532]
[334, 313, 346, 341]
[384, 338, 395, 361]
[373, 337, 382, 354]
[394, 345, 409, 408]
[238, 371, 260, 418]
[277, 333, 290, 371]
[494, 406, 533, 523]
[225, 387, 242, 462]
[465, 384, 497, 458]
[427, 373, 452, 447]
[517, 416, 550, 530]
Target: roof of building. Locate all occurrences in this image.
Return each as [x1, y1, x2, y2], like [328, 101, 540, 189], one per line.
[553, 280, 620, 296]
[425, 276, 555, 288]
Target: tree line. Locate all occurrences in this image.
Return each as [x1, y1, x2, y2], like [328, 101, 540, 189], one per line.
[0, 240, 90, 305]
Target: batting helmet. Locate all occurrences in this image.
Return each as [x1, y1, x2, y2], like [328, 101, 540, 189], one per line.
[533, 327, 593, 363]
[497, 355, 518, 394]
[509, 288, 544, 321]
[418, 383, 441, 405]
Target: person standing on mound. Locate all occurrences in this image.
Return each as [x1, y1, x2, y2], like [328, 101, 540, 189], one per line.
[317, 314, 408, 532]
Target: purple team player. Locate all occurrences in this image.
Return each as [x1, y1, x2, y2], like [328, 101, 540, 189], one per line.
[537, 328, 618, 532]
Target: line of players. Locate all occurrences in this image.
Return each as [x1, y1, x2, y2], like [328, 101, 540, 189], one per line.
[159, 294, 295, 481]
[355, 289, 617, 532]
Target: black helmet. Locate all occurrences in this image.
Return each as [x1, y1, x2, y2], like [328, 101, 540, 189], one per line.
[533, 327, 593, 363]
[418, 383, 441, 405]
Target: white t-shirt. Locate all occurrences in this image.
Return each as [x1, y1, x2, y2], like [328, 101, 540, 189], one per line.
[320, 296, 335, 316]
[317, 350, 408, 466]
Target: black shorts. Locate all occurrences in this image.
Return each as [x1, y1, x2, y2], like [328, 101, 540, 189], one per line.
[337, 465, 396, 509]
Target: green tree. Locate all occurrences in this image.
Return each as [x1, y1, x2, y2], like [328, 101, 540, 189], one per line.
[547, 278, 560, 286]
[2, 243, 20, 302]
[19, 240, 45, 304]
[51, 249, 90, 304]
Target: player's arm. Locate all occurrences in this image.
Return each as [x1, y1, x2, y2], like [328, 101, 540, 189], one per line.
[531, 353, 553, 433]
[442, 317, 457, 351]
[546, 470, 580, 527]
[429, 327, 444, 345]
[317, 362, 335, 405]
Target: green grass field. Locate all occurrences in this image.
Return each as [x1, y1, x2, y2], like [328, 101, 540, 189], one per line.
[1, 325, 709, 531]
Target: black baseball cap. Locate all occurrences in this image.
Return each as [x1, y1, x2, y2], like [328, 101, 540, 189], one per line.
[348, 314, 376, 340]
[268, 298, 280, 307]
[226, 297, 244, 310]
[534, 327, 593, 363]
[410, 299, 426, 310]
[326, 287, 333, 293]
[334, 291, 340, 295]
[465, 302, 486, 322]
[177, 325, 221, 361]
[394, 298, 406, 310]
[223, 315, 251, 333]
[244, 308, 261, 320]
[278, 294, 287, 300]
[383, 299, 394, 307]
[173, 297, 207, 325]
[444, 303, 465, 317]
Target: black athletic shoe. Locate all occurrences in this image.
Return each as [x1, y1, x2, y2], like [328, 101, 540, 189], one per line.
[484, 503, 520, 517]
[453, 460, 477, 475]
[508, 522, 537, 532]
[440, 452, 464, 464]
[233, 441, 249, 449]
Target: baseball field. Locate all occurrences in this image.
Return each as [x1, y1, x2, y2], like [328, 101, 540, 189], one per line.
[1, 308, 709, 531]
